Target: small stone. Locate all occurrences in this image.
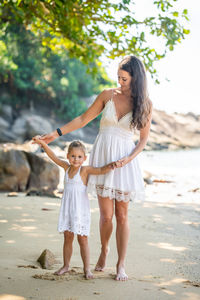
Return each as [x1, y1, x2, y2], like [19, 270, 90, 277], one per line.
[7, 192, 18, 197]
[37, 249, 56, 269]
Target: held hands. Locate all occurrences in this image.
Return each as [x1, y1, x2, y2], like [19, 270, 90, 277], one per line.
[105, 157, 130, 171]
[32, 135, 46, 147]
[115, 156, 130, 168]
[32, 132, 57, 145]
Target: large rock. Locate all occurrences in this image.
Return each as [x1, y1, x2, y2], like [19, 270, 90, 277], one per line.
[0, 117, 16, 143]
[12, 114, 53, 143]
[25, 152, 59, 192]
[26, 115, 53, 138]
[11, 117, 27, 142]
[0, 148, 31, 191]
[0, 144, 59, 192]
[0, 104, 13, 122]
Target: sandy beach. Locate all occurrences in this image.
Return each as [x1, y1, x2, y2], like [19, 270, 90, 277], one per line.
[0, 187, 200, 300]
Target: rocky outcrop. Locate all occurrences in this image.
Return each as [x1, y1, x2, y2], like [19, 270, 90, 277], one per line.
[135, 110, 200, 150]
[0, 144, 59, 192]
[0, 148, 30, 191]
[0, 104, 200, 150]
[0, 104, 53, 143]
[25, 152, 59, 192]
[153, 110, 200, 150]
[12, 114, 53, 143]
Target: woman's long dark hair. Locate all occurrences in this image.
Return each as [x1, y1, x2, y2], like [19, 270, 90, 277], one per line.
[119, 55, 152, 130]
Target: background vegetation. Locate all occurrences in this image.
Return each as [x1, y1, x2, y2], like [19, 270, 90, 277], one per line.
[0, 0, 189, 120]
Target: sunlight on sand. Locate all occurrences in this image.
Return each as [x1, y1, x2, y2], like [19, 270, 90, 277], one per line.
[157, 277, 186, 287]
[0, 295, 26, 300]
[9, 224, 37, 232]
[148, 242, 187, 251]
[160, 258, 176, 263]
[0, 220, 8, 223]
[183, 221, 200, 227]
[44, 202, 60, 207]
[182, 292, 200, 300]
[6, 240, 15, 244]
[14, 219, 35, 223]
[162, 289, 176, 296]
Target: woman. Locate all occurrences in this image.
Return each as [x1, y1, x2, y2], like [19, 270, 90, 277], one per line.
[35, 55, 152, 281]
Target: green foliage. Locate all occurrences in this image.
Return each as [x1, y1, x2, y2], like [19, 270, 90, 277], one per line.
[0, 0, 190, 78]
[0, 21, 113, 120]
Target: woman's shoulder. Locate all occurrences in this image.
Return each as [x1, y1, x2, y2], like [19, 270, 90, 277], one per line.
[100, 87, 118, 104]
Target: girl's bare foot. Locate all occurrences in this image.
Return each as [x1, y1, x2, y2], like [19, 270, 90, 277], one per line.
[115, 266, 128, 281]
[95, 247, 110, 271]
[84, 269, 93, 279]
[54, 266, 69, 275]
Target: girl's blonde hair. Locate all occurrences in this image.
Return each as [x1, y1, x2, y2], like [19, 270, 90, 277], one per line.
[68, 140, 86, 155]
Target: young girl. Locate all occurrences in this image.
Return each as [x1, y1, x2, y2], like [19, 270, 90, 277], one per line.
[33, 136, 116, 279]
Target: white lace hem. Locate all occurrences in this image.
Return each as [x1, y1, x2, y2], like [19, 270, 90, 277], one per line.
[58, 221, 90, 236]
[87, 183, 145, 203]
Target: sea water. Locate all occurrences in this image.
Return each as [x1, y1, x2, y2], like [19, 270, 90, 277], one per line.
[139, 148, 200, 204]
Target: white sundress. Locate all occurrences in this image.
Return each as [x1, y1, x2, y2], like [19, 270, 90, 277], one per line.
[58, 167, 91, 236]
[88, 93, 145, 202]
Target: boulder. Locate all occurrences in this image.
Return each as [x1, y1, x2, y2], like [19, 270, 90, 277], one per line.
[37, 249, 56, 269]
[0, 144, 59, 192]
[11, 117, 27, 142]
[0, 117, 16, 142]
[11, 114, 53, 143]
[0, 104, 13, 122]
[25, 115, 53, 139]
[0, 148, 31, 191]
[25, 152, 59, 192]
[0, 117, 9, 129]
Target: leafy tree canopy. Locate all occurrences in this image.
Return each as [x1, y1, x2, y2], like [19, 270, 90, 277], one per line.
[0, 0, 190, 79]
[0, 21, 113, 120]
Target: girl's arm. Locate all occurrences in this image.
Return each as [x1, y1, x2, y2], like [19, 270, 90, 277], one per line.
[33, 136, 69, 170]
[35, 89, 112, 144]
[84, 162, 116, 176]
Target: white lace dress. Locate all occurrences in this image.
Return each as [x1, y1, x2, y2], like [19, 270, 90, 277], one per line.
[58, 167, 90, 236]
[88, 97, 145, 202]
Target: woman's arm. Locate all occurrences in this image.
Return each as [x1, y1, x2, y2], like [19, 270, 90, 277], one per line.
[36, 89, 112, 144]
[33, 136, 69, 170]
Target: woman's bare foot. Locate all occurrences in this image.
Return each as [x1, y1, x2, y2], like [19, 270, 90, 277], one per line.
[95, 247, 110, 271]
[54, 265, 69, 275]
[84, 269, 93, 279]
[115, 266, 128, 281]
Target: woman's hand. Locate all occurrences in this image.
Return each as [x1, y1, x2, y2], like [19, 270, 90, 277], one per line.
[32, 131, 58, 145]
[115, 156, 131, 168]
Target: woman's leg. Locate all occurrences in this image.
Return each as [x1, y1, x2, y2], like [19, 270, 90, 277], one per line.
[77, 235, 93, 279]
[115, 200, 129, 281]
[95, 195, 114, 271]
[54, 230, 74, 275]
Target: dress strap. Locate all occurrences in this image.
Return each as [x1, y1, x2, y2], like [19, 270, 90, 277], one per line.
[111, 88, 114, 101]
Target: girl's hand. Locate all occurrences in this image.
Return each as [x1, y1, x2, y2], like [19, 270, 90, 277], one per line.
[32, 135, 43, 146]
[32, 131, 57, 145]
[115, 157, 131, 168]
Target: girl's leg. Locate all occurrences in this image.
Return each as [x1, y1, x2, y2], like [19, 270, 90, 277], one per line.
[54, 230, 74, 275]
[115, 200, 129, 281]
[95, 195, 114, 271]
[77, 235, 93, 279]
